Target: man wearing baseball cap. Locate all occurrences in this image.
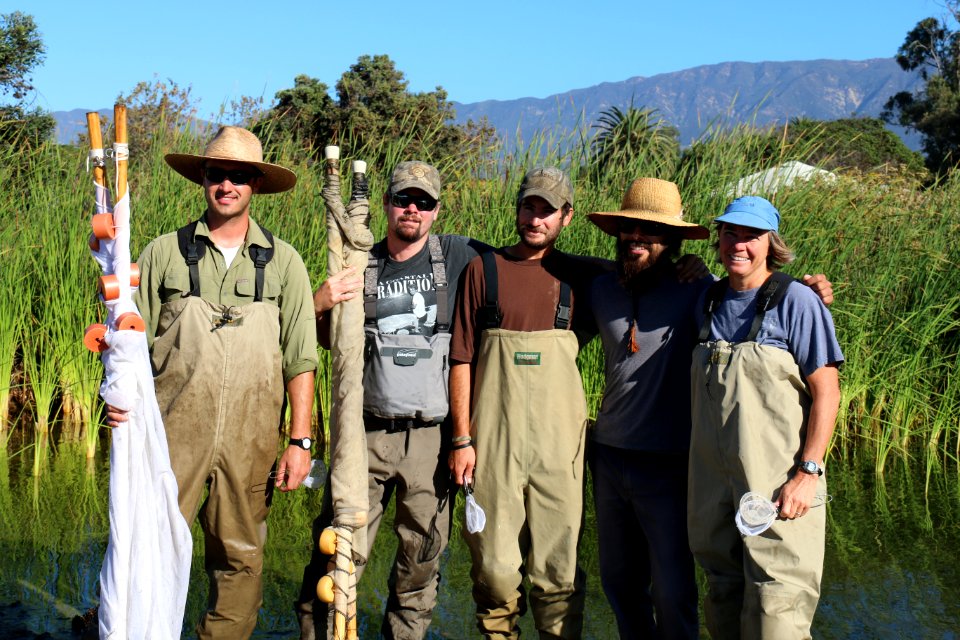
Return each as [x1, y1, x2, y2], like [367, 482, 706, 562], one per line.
[448, 167, 608, 638]
[297, 161, 490, 640]
[107, 126, 318, 638]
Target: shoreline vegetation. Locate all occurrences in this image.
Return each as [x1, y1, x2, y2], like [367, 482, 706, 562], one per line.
[1, 116, 958, 488]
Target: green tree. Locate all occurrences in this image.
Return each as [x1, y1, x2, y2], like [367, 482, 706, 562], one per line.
[589, 105, 680, 180]
[883, 4, 960, 173]
[0, 12, 53, 148]
[0, 11, 44, 100]
[256, 55, 490, 165]
[115, 75, 199, 157]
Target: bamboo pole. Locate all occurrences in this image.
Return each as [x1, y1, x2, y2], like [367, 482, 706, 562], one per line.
[114, 104, 128, 201]
[86, 112, 106, 190]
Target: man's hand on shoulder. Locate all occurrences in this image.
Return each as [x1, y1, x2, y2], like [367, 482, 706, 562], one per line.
[803, 274, 834, 306]
[675, 254, 711, 282]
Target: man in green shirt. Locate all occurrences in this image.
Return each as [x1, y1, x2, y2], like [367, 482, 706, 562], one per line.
[107, 126, 319, 639]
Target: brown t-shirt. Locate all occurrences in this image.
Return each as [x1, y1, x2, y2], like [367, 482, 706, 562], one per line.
[449, 248, 611, 363]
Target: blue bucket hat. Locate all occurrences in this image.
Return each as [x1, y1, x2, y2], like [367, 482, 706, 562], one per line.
[715, 196, 780, 232]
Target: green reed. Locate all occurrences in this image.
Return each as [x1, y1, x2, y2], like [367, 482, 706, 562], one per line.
[2, 116, 959, 478]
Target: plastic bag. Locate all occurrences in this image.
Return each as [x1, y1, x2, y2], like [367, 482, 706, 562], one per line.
[464, 482, 486, 534]
[735, 491, 778, 536]
[301, 458, 328, 490]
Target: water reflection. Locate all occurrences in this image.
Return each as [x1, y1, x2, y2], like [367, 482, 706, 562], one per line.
[1, 448, 957, 638]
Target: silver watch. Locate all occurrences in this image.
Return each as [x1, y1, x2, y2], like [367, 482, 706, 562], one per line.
[798, 460, 823, 476]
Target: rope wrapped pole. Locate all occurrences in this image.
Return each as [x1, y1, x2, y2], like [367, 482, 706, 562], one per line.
[322, 146, 373, 640]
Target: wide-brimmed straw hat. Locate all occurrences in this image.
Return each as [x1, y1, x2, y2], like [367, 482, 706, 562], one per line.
[589, 178, 708, 240]
[164, 126, 297, 194]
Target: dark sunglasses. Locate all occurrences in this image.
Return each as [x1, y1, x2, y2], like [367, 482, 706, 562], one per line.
[203, 166, 261, 185]
[618, 219, 673, 236]
[391, 192, 438, 211]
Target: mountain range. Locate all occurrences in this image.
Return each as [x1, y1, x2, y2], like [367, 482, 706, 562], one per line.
[53, 58, 923, 148]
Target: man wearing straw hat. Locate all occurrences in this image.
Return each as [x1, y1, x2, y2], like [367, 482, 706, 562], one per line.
[584, 178, 833, 639]
[447, 167, 610, 639]
[296, 160, 490, 640]
[107, 126, 318, 639]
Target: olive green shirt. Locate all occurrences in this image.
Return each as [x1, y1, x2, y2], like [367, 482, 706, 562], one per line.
[134, 215, 318, 382]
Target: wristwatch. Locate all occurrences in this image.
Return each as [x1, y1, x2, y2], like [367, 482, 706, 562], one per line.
[797, 460, 823, 476]
[289, 437, 312, 451]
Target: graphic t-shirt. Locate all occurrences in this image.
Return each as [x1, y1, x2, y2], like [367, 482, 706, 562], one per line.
[372, 235, 488, 336]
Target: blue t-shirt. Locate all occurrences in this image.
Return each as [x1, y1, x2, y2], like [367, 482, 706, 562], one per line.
[695, 279, 844, 377]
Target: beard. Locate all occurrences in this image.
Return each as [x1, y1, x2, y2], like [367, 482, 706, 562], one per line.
[393, 215, 425, 242]
[618, 239, 670, 291]
[517, 221, 561, 251]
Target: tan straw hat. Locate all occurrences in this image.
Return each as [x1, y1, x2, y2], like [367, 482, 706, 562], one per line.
[589, 178, 708, 240]
[164, 126, 297, 194]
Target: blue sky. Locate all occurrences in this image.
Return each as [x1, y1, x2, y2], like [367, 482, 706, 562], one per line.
[10, 0, 949, 116]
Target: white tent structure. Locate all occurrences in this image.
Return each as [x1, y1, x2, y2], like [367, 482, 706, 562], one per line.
[726, 160, 837, 197]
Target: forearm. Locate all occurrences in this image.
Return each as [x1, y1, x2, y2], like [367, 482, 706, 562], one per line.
[450, 362, 472, 438]
[286, 370, 315, 439]
[801, 365, 841, 466]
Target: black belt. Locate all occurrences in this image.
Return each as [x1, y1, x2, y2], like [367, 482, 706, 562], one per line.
[364, 414, 442, 434]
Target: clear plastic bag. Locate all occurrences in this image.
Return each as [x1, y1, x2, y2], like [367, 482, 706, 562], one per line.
[301, 458, 328, 490]
[735, 491, 778, 536]
[464, 482, 486, 534]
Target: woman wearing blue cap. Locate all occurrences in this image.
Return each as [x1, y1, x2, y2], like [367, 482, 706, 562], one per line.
[687, 196, 843, 639]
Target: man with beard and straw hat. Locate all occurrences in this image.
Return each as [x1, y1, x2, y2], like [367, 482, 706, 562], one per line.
[107, 125, 319, 639]
[583, 178, 833, 639]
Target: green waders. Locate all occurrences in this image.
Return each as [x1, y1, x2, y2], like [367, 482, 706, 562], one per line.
[467, 328, 588, 640]
[689, 340, 826, 640]
[152, 296, 284, 640]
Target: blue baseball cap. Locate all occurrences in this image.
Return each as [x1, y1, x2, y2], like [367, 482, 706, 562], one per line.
[715, 196, 780, 232]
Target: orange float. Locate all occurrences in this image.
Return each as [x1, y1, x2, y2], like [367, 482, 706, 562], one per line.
[91, 212, 116, 240]
[318, 528, 338, 555]
[317, 575, 335, 603]
[83, 324, 109, 353]
[116, 312, 145, 332]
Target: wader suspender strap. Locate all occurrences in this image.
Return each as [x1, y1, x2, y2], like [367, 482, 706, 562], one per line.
[697, 272, 796, 343]
[177, 220, 275, 301]
[363, 235, 451, 331]
[477, 251, 572, 330]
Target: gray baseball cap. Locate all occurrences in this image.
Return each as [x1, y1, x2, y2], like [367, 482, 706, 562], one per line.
[517, 167, 573, 210]
[389, 161, 441, 199]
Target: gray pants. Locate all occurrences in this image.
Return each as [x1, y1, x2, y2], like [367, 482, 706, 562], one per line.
[298, 424, 451, 640]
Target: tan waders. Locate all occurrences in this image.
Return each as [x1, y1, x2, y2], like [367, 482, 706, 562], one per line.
[689, 340, 826, 640]
[467, 328, 588, 640]
[152, 296, 284, 639]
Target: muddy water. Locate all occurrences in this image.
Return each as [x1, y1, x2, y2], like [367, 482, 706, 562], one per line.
[1, 444, 958, 639]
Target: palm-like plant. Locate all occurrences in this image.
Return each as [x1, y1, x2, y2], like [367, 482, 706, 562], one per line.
[589, 104, 680, 180]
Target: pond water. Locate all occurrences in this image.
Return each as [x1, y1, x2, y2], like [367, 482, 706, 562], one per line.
[1, 443, 958, 639]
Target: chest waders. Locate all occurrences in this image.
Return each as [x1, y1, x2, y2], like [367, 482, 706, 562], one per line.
[466, 252, 587, 640]
[688, 274, 826, 640]
[151, 221, 283, 640]
[348, 234, 453, 638]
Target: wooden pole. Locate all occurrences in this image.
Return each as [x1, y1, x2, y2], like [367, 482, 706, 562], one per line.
[86, 112, 106, 189]
[114, 104, 128, 201]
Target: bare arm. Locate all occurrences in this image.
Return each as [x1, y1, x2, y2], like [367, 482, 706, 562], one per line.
[275, 370, 316, 491]
[448, 361, 476, 486]
[775, 364, 840, 519]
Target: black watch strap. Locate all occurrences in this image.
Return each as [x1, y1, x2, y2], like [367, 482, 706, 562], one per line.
[290, 437, 312, 450]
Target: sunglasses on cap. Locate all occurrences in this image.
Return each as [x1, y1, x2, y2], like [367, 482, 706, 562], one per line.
[203, 166, 261, 186]
[391, 192, 438, 211]
[618, 219, 673, 236]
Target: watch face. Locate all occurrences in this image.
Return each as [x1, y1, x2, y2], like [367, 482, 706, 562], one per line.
[800, 461, 819, 474]
[301, 437, 312, 449]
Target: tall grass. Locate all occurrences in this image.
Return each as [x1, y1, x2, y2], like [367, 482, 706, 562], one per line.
[1, 117, 958, 481]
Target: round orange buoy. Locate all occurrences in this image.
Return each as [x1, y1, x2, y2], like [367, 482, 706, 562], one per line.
[316, 575, 335, 603]
[318, 528, 337, 555]
[91, 213, 116, 240]
[99, 275, 120, 301]
[130, 263, 140, 287]
[88, 233, 100, 252]
[116, 312, 145, 332]
[83, 324, 109, 353]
